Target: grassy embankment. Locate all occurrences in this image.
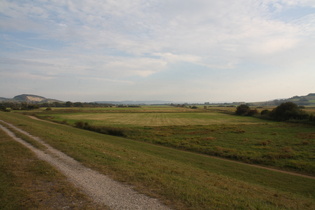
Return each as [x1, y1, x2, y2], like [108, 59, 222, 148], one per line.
[0, 123, 105, 209]
[37, 106, 315, 175]
[1, 111, 314, 209]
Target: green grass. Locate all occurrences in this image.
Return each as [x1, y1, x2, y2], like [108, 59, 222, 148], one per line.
[0, 125, 102, 209]
[0, 121, 47, 150]
[38, 111, 263, 126]
[37, 108, 315, 175]
[34, 105, 204, 113]
[124, 123, 315, 174]
[1, 111, 314, 209]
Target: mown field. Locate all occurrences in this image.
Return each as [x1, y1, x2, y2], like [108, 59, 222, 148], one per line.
[37, 106, 315, 175]
[0, 111, 315, 209]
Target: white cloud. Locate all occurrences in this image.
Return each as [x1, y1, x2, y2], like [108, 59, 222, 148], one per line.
[0, 70, 54, 80]
[1, 0, 314, 101]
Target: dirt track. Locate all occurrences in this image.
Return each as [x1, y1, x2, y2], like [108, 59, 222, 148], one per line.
[0, 120, 170, 210]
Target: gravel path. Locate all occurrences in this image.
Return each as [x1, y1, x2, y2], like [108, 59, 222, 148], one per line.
[0, 120, 170, 210]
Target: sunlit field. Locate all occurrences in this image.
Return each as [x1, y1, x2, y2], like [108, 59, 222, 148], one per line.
[1, 111, 314, 209]
[37, 106, 315, 175]
[43, 112, 263, 126]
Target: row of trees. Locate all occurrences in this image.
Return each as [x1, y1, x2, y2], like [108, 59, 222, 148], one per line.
[236, 102, 315, 123]
[0, 102, 40, 111]
[0, 101, 114, 111]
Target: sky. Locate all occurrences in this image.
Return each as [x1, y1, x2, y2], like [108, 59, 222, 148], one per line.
[0, 0, 315, 103]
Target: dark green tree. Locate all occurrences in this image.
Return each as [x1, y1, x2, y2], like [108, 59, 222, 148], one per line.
[65, 101, 73, 107]
[270, 102, 308, 121]
[235, 104, 250, 115]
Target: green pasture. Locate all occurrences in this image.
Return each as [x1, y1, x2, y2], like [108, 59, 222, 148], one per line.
[41, 111, 263, 127]
[38, 105, 207, 113]
[37, 108, 315, 175]
[0, 111, 314, 209]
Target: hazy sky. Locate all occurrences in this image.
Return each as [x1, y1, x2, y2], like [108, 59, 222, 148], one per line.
[1, 0, 315, 102]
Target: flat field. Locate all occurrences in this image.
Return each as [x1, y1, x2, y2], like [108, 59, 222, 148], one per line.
[37, 106, 315, 175]
[43, 112, 261, 126]
[1, 111, 315, 209]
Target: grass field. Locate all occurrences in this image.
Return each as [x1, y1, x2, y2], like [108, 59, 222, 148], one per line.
[37, 106, 315, 175]
[1, 109, 315, 209]
[0, 124, 102, 209]
[42, 112, 261, 126]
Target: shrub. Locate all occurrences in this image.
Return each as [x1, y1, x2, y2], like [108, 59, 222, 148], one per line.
[247, 109, 258, 116]
[74, 121, 125, 137]
[235, 104, 258, 116]
[270, 102, 309, 121]
[235, 104, 250, 115]
[74, 121, 86, 128]
[261, 109, 270, 116]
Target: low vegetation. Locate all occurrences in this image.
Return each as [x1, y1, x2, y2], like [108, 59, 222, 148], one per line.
[74, 121, 126, 137]
[36, 105, 315, 175]
[1, 105, 315, 209]
[1, 111, 315, 209]
[0, 126, 103, 209]
[236, 102, 315, 124]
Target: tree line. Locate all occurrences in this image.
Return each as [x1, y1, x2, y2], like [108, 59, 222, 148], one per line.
[0, 101, 113, 111]
[236, 102, 315, 124]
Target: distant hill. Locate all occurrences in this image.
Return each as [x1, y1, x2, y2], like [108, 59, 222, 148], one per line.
[1, 93, 314, 106]
[0, 94, 62, 103]
[13, 94, 46, 102]
[95, 100, 173, 105]
[285, 93, 315, 105]
[252, 93, 315, 106]
[0, 97, 8, 101]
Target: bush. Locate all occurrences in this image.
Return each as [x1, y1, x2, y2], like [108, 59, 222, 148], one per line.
[235, 104, 250, 115]
[261, 109, 270, 116]
[74, 121, 125, 137]
[247, 109, 258, 116]
[270, 102, 309, 121]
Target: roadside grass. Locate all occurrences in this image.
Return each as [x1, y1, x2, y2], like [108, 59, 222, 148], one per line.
[37, 109, 315, 175]
[0, 121, 47, 150]
[0, 127, 105, 209]
[1, 112, 314, 209]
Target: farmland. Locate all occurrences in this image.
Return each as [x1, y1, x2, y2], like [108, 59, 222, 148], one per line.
[37, 106, 315, 175]
[1, 106, 315, 209]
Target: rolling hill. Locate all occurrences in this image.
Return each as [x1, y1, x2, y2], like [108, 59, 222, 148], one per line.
[253, 93, 315, 106]
[0, 94, 61, 103]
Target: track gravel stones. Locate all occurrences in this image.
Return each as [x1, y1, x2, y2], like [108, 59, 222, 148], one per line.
[0, 120, 170, 210]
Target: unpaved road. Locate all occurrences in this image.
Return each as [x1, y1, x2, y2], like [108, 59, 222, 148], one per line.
[0, 120, 170, 210]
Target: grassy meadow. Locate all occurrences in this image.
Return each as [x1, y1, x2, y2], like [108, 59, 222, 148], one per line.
[1, 107, 315, 209]
[37, 106, 315, 175]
